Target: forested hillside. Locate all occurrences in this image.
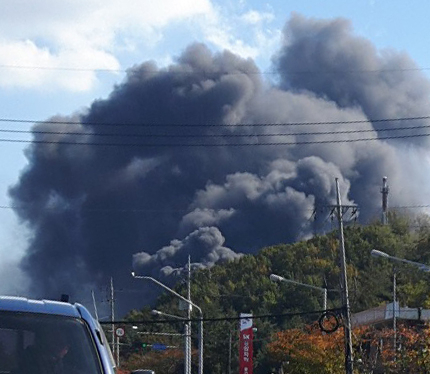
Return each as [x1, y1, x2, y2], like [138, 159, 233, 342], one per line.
[118, 213, 430, 373]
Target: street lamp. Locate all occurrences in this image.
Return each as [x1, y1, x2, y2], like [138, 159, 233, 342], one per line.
[152, 309, 190, 374]
[371, 249, 430, 272]
[270, 273, 328, 311]
[371, 249, 430, 356]
[131, 272, 204, 374]
[152, 309, 186, 320]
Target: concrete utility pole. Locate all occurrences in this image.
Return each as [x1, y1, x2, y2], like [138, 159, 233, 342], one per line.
[228, 330, 232, 374]
[184, 324, 190, 374]
[381, 176, 389, 225]
[110, 277, 115, 356]
[335, 178, 354, 374]
[91, 289, 99, 321]
[186, 256, 192, 374]
[393, 267, 397, 357]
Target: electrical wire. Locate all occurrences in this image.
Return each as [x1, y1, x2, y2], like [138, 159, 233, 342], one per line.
[99, 307, 343, 325]
[1, 115, 430, 128]
[0, 132, 428, 147]
[391, 205, 430, 209]
[0, 205, 192, 213]
[1, 64, 430, 75]
[0, 124, 429, 139]
[0, 203, 429, 214]
[0, 64, 127, 73]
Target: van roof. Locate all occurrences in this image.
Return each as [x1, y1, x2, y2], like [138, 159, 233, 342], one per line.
[0, 296, 81, 318]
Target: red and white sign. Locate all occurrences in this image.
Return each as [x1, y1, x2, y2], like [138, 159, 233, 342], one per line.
[239, 313, 253, 374]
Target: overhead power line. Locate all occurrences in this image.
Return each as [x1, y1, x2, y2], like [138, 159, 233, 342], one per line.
[0, 124, 429, 138]
[1, 203, 429, 214]
[0, 132, 429, 147]
[0, 64, 127, 73]
[391, 205, 430, 209]
[1, 115, 430, 128]
[99, 307, 342, 325]
[0, 205, 192, 213]
[1, 64, 430, 75]
[0, 205, 315, 215]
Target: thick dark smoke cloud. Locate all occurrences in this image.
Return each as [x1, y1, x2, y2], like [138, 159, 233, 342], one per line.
[277, 14, 430, 142]
[9, 14, 430, 314]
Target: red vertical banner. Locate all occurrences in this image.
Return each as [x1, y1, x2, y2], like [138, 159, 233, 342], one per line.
[239, 313, 253, 374]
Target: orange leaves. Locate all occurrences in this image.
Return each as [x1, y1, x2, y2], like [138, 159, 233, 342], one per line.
[375, 323, 430, 372]
[267, 323, 344, 374]
[267, 321, 430, 374]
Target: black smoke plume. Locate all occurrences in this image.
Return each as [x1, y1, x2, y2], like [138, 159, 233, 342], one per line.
[9, 14, 430, 314]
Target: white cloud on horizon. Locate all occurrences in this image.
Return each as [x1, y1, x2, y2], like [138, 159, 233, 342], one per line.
[0, 0, 214, 91]
[0, 0, 281, 91]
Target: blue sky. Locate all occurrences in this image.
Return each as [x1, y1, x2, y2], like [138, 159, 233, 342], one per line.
[1, 0, 430, 292]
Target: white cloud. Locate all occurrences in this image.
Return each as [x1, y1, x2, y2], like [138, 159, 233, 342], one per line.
[0, 39, 119, 90]
[0, 0, 281, 91]
[199, 6, 280, 63]
[204, 28, 261, 59]
[0, 0, 214, 91]
[241, 10, 274, 24]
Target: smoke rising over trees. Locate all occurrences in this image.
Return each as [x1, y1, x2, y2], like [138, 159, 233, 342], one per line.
[9, 14, 430, 312]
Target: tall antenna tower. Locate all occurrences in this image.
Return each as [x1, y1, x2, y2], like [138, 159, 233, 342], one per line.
[381, 176, 389, 225]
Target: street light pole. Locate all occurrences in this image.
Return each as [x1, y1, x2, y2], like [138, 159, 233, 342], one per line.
[131, 273, 204, 374]
[152, 309, 187, 320]
[269, 273, 328, 311]
[371, 249, 430, 358]
[393, 267, 397, 356]
[228, 330, 232, 374]
[152, 309, 190, 374]
[371, 249, 430, 272]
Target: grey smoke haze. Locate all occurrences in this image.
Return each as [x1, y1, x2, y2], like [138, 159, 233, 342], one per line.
[8, 14, 430, 313]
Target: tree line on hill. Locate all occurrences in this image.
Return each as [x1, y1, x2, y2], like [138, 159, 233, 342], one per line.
[115, 212, 430, 373]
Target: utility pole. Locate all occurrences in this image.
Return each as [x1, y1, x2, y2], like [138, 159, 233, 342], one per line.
[116, 335, 120, 368]
[393, 267, 397, 358]
[186, 256, 192, 374]
[335, 178, 354, 374]
[91, 289, 99, 321]
[109, 278, 121, 367]
[184, 323, 190, 374]
[228, 330, 232, 374]
[110, 277, 116, 357]
[381, 176, 389, 225]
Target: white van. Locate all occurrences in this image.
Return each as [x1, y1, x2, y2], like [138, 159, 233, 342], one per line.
[0, 296, 117, 374]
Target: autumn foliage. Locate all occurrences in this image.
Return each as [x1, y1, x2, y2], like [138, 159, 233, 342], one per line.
[267, 323, 345, 374]
[266, 321, 430, 373]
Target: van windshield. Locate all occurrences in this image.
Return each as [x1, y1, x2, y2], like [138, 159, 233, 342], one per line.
[0, 311, 103, 374]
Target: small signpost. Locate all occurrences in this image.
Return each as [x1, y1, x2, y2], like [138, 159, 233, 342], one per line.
[115, 327, 125, 337]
